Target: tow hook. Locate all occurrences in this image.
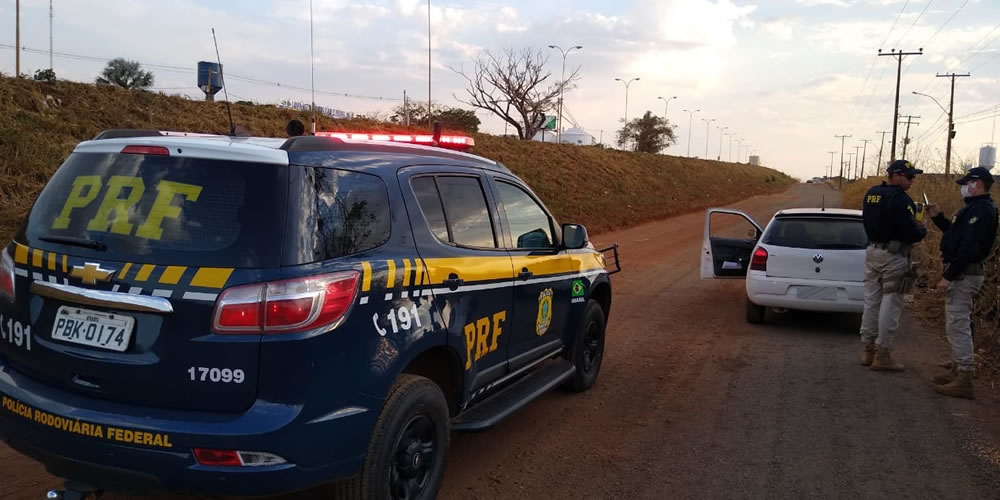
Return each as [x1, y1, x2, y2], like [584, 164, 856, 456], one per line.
[46, 482, 103, 500]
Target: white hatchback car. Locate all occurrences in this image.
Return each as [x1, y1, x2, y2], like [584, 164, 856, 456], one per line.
[701, 208, 866, 323]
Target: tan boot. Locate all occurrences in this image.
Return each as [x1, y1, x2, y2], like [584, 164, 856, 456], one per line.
[870, 346, 904, 372]
[860, 342, 876, 366]
[935, 370, 975, 399]
[933, 366, 957, 385]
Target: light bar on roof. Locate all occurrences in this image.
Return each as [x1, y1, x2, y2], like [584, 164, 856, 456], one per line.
[315, 131, 475, 150]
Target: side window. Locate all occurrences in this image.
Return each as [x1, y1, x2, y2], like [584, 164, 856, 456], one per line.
[495, 181, 554, 249]
[411, 175, 497, 249]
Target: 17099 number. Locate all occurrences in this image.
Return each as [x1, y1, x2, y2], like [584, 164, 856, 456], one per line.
[187, 366, 245, 384]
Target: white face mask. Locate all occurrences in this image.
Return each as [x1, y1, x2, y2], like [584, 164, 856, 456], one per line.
[961, 182, 976, 198]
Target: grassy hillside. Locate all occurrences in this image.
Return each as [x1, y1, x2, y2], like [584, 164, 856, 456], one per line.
[0, 76, 794, 241]
[843, 176, 1000, 382]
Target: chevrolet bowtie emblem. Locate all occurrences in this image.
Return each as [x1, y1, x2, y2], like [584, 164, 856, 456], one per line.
[69, 262, 116, 285]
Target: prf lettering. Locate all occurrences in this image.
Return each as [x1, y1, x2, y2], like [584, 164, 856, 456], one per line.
[464, 311, 506, 370]
[52, 175, 203, 241]
[866, 194, 882, 204]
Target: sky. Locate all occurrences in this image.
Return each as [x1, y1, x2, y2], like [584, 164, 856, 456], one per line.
[2, 0, 999, 180]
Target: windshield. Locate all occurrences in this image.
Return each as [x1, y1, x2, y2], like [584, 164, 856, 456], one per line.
[18, 152, 288, 267]
[762, 217, 867, 250]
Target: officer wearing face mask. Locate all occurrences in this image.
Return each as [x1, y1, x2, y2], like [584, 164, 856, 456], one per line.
[859, 160, 927, 372]
[925, 167, 999, 399]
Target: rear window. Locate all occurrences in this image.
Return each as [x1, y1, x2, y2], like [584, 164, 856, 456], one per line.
[283, 166, 391, 265]
[20, 152, 287, 267]
[763, 217, 868, 250]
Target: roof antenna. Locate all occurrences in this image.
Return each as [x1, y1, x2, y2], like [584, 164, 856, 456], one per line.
[822, 194, 826, 211]
[309, 0, 316, 136]
[211, 28, 236, 137]
[432, 120, 442, 147]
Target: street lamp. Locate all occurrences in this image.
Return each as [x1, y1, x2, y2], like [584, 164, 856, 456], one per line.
[717, 126, 728, 161]
[683, 109, 700, 157]
[728, 133, 735, 162]
[615, 77, 640, 124]
[702, 118, 715, 159]
[550, 44, 582, 143]
[736, 138, 744, 162]
[658, 96, 677, 123]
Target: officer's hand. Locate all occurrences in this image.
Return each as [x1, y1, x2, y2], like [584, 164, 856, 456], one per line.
[926, 203, 942, 218]
[936, 278, 951, 292]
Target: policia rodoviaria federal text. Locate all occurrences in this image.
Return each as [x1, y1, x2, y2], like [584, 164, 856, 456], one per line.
[860, 160, 927, 372]
[925, 167, 999, 400]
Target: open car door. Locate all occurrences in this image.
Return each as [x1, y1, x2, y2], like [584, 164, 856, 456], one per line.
[701, 208, 763, 279]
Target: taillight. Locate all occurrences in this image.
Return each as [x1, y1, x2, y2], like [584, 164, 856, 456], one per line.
[121, 145, 170, 156]
[212, 271, 359, 334]
[750, 247, 768, 271]
[0, 249, 14, 303]
[193, 448, 287, 467]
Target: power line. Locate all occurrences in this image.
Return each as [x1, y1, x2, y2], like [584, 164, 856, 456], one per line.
[891, 0, 934, 47]
[844, 0, 911, 130]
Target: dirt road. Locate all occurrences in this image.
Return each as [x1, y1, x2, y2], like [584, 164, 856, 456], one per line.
[3, 183, 999, 499]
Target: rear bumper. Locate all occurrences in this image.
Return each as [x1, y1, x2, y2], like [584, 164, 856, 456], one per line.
[746, 272, 864, 314]
[0, 358, 375, 496]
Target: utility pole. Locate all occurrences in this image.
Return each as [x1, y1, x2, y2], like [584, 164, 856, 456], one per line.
[15, 0, 20, 77]
[683, 109, 700, 157]
[835, 134, 852, 188]
[847, 152, 856, 181]
[853, 145, 862, 180]
[879, 48, 923, 162]
[549, 45, 582, 143]
[428, 0, 432, 123]
[729, 134, 735, 162]
[702, 118, 715, 159]
[876, 131, 890, 174]
[828, 151, 837, 179]
[859, 139, 872, 179]
[937, 72, 970, 175]
[49, 0, 53, 70]
[717, 126, 727, 160]
[899, 115, 920, 160]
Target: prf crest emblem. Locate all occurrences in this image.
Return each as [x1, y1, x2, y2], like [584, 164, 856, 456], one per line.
[536, 288, 554, 336]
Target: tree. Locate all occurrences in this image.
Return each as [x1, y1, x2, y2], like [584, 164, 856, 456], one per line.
[451, 47, 578, 140]
[390, 101, 481, 132]
[33, 68, 56, 83]
[616, 111, 676, 153]
[95, 58, 154, 90]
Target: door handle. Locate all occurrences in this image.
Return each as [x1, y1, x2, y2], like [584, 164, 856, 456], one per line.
[518, 267, 534, 280]
[443, 273, 464, 291]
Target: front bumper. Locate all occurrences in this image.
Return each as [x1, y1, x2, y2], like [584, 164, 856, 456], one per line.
[746, 272, 864, 314]
[0, 359, 374, 496]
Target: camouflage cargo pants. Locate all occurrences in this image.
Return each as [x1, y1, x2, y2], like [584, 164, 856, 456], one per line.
[945, 275, 984, 373]
[859, 246, 910, 349]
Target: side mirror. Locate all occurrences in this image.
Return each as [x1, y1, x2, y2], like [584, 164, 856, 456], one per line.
[562, 223, 589, 250]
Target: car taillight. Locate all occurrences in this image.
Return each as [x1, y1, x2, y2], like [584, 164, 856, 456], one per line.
[193, 448, 287, 467]
[0, 249, 14, 303]
[212, 271, 359, 334]
[750, 247, 768, 271]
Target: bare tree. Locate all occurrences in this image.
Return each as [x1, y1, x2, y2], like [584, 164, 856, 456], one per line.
[451, 48, 579, 140]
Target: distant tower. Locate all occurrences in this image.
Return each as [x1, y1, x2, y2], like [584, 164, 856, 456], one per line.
[49, 0, 53, 70]
[197, 61, 223, 102]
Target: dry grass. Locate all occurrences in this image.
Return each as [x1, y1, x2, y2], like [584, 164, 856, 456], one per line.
[0, 75, 794, 243]
[842, 175, 1000, 384]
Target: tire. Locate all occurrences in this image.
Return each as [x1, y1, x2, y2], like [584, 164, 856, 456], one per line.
[745, 296, 766, 324]
[562, 300, 606, 392]
[332, 374, 450, 500]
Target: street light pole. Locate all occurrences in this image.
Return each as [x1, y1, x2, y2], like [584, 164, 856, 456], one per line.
[615, 77, 640, 124]
[702, 118, 715, 159]
[428, 0, 432, 123]
[658, 96, 677, 123]
[550, 44, 582, 143]
[729, 134, 735, 162]
[683, 109, 700, 158]
[717, 126, 728, 161]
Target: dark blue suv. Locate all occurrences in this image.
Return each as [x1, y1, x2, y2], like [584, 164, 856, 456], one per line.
[0, 130, 615, 499]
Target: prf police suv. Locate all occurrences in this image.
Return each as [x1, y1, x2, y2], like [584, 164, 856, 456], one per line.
[0, 130, 617, 499]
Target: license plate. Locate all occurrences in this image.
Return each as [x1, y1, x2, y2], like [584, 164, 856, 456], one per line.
[51, 306, 135, 352]
[796, 286, 838, 301]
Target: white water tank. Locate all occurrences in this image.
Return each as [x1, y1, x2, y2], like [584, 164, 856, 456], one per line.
[560, 127, 595, 146]
[980, 145, 996, 169]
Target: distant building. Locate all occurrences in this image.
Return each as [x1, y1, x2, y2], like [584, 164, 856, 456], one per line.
[980, 145, 996, 169]
[749, 155, 760, 166]
[531, 127, 595, 145]
[277, 100, 354, 119]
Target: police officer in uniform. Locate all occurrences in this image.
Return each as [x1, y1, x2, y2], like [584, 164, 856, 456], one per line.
[860, 160, 927, 371]
[925, 167, 998, 399]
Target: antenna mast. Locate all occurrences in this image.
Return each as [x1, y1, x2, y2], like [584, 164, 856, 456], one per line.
[310, 0, 316, 135]
[211, 28, 236, 136]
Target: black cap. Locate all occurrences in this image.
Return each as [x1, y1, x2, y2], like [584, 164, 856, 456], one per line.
[956, 166, 994, 186]
[887, 159, 923, 176]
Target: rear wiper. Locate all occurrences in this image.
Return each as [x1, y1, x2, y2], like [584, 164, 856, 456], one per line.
[39, 235, 107, 251]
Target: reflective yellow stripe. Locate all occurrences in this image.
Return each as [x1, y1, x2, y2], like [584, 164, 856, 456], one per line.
[386, 260, 396, 288]
[61, 254, 68, 273]
[360, 262, 372, 292]
[47, 252, 57, 271]
[190, 268, 233, 289]
[135, 264, 156, 282]
[32, 249, 43, 268]
[422, 257, 513, 284]
[119, 263, 133, 280]
[159, 266, 187, 285]
[14, 244, 28, 265]
[402, 259, 412, 287]
[414, 259, 424, 286]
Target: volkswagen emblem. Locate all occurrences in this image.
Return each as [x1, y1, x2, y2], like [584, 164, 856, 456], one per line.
[813, 254, 824, 264]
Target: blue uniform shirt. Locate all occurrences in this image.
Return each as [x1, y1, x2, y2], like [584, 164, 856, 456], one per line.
[862, 182, 927, 245]
[932, 194, 999, 281]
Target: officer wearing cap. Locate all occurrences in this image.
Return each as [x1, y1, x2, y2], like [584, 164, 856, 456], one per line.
[925, 167, 998, 399]
[859, 160, 928, 371]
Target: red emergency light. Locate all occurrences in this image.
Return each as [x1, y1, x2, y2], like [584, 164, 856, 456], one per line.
[315, 132, 475, 150]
